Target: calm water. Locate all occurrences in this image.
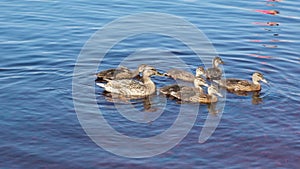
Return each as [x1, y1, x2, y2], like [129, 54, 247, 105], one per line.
[1, 0, 300, 168]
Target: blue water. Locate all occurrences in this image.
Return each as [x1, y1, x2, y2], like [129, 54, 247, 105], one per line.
[1, 0, 300, 168]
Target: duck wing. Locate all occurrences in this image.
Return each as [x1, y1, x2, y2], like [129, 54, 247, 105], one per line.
[206, 68, 222, 79]
[105, 79, 147, 96]
[170, 86, 199, 101]
[96, 67, 131, 81]
[237, 80, 251, 86]
[219, 79, 252, 90]
[166, 69, 194, 82]
[159, 84, 181, 95]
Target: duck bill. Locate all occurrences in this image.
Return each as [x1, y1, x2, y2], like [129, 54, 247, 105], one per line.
[156, 71, 165, 76]
[261, 79, 268, 84]
[216, 92, 223, 97]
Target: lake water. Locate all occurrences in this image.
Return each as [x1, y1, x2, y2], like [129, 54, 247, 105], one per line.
[1, 0, 299, 168]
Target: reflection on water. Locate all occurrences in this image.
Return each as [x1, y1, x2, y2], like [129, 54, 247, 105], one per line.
[252, 91, 263, 105]
[254, 9, 280, 15]
[249, 0, 284, 62]
[267, 22, 279, 26]
[222, 89, 264, 105]
[206, 103, 221, 115]
[252, 22, 279, 26]
[265, 1, 283, 7]
[99, 91, 166, 124]
[102, 91, 156, 112]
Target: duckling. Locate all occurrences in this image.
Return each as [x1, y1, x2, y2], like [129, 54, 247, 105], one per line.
[96, 67, 162, 97]
[214, 72, 267, 92]
[95, 64, 148, 82]
[164, 66, 206, 82]
[171, 85, 222, 104]
[160, 77, 208, 97]
[205, 56, 224, 80]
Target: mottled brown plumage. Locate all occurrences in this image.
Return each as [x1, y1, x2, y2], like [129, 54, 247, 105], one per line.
[205, 57, 224, 80]
[165, 66, 206, 82]
[95, 64, 148, 82]
[170, 85, 222, 104]
[159, 77, 208, 96]
[214, 72, 267, 92]
[96, 67, 162, 97]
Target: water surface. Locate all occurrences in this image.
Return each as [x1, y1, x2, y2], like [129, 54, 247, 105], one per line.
[1, 0, 299, 168]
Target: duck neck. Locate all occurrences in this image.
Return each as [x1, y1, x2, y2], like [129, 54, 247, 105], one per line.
[213, 60, 219, 68]
[198, 87, 204, 93]
[252, 76, 260, 85]
[143, 75, 155, 93]
[194, 84, 203, 93]
[252, 80, 260, 85]
[252, 77, 262, 91]
[208, 89, 218, 102]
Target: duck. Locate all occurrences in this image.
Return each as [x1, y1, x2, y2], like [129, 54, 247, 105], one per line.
[205, 56, 224, 80]
[160, 76, 208, 97]
[214, 72, 268, 92]
[170, 85, 222, 104]
[95, 64, 148, 82]
[96, 67, 162, 97]
[164, 66, 206, 82]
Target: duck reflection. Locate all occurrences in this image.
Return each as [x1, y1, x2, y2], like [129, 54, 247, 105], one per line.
[252, 91, 263, 105]
[206, 102, 220, 115]
[101, 91, 156, 112]
[100, 91, 166, 124]
[166, 99, 222, 115]
[222, 90, 263, 105]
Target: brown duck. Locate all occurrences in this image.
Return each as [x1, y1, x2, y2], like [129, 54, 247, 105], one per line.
[205, 56, 224, 80]
[95, 64, 148, 82]
[164, 66, 206, 82]
[170, 85, 222, 104]
[214, 72, 268, 92]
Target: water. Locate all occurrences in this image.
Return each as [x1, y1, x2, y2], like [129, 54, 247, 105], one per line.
[1, 0, 299, 168]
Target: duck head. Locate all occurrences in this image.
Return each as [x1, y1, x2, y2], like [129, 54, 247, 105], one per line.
[194, 77, 209, 88]
[252, 72, 268, 84]
[213, 57, 224, 68]
[142, 67, 163, 77]
[195, 66, 206, 77]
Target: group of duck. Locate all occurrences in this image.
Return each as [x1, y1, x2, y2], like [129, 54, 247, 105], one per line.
[95, 57, 268, 104]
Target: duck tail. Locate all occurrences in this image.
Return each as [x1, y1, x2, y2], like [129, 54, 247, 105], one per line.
[170, 91, 177, 97]
[103, 78, 111, 82]
[96, 83, 106, 88]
